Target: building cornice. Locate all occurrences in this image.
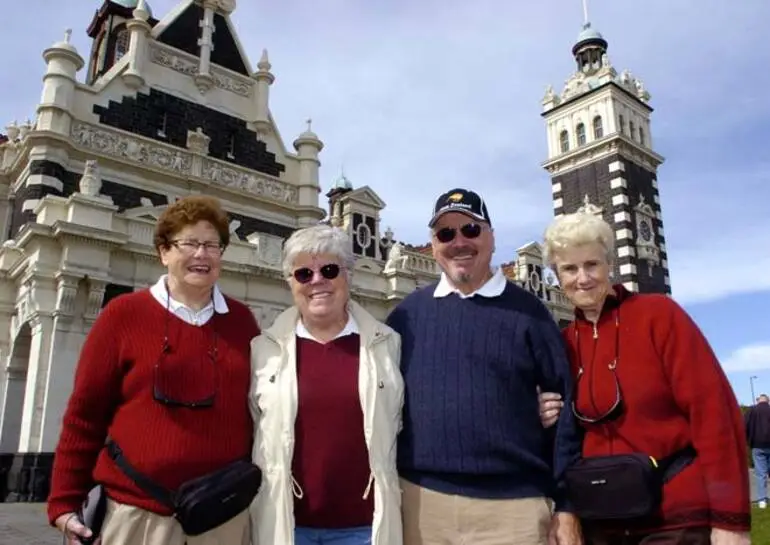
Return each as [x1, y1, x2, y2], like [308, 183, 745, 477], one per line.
[542, 134, 664, 175]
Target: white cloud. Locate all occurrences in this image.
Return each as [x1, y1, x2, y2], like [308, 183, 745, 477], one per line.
[721, 343, 770, 373]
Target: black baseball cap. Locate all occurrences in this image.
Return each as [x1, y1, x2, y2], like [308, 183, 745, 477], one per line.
[428, 188, 492, 228]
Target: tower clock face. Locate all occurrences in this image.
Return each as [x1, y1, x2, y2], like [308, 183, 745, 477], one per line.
[639, 220, 652, 242]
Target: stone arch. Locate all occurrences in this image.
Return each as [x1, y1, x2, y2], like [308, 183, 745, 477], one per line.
[0, 322, 32, 453]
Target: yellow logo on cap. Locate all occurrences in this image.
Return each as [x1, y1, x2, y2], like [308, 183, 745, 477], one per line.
[447, 193, 464, 202]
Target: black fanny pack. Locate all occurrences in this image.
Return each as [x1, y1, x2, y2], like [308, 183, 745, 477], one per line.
[106, 439, 262, 536]
[564, 445, 696, 521]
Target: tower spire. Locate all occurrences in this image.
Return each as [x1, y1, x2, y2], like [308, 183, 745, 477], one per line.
[582, 0, 589, 26]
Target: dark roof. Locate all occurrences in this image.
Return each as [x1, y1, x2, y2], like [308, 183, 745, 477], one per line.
[87, 1, 159, 38]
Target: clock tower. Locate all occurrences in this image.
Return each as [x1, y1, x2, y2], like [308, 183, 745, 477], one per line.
[540, 17, 671, 294]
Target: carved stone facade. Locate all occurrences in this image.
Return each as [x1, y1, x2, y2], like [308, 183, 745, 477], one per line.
[0, 0, 574, 502]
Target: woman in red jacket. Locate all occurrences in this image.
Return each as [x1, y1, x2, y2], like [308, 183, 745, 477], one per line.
[48, 196, 260, 545]
[539, 211, 750, 545]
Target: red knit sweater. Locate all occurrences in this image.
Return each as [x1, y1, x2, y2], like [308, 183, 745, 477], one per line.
[292, 335, 374, 528]
[563, 285, 750, 534]
[47, 289, 259, 525]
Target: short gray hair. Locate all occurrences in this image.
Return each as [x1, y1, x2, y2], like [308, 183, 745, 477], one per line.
[542, 212, 615, 268]
[281, 224, 356, 278]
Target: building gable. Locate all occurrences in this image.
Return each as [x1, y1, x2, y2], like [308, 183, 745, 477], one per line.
[154, 1, 250, 76]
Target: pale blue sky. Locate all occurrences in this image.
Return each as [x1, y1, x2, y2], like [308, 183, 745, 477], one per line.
[2, 0, 769, 402]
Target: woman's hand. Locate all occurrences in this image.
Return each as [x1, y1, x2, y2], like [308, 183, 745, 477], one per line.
[710, 528, 750, 545]
[55, 512, 93, 544]
[537, 387, 564, 428]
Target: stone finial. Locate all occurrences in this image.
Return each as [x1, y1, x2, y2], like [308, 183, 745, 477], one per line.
[293, 117, 323, 153]
[216, 0, 236, 14]
[383, 226, 394, 246]
[5, 121, 19, 141]
[79, 159, 102, 196]
[17, 119, 33, 140]
[133, 0, 150, 21]
[64, 28, 72, 44]
[258, 49, 271, 71]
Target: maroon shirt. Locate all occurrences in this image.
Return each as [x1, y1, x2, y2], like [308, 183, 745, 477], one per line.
[292, 334, 374, 528]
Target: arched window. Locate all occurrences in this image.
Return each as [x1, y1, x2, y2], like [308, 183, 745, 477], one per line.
[618, 115, 625, 135]
[576, 123, 586, 146]
[559, 130, 569, 153]
[593, 116, 603, 139]
[114, 29, 130, 63]
[629, 121, 636, 141]
[638, 127, 645, 146]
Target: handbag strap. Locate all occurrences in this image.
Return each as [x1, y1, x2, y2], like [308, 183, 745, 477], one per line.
[106, 439, 175, 507]
[657, 444, 697, 483]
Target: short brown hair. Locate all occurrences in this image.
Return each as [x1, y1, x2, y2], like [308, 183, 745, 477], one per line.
[154, 196, 230, 251]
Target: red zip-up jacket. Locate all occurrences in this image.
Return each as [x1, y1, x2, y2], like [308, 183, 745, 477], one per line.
[563, 285, 750, 534]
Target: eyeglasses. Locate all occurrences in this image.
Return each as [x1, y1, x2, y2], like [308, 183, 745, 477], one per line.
[170, 239, 224, 256]
[153, 340, 218, 409]
[292, 263, 342, 284]
[434, 222, 483, 244]
[570, 361, 624, 424]
[154, 281, 218, 409]
[570, 312, 623, 425]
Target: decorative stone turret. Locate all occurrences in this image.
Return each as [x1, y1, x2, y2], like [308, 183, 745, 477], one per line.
[122, 0, 152, 89]
[37, 29, 84, 136]
[194, 0, 219, 93]
[293, 119, 324, 225]
[253, 49, 275, 137]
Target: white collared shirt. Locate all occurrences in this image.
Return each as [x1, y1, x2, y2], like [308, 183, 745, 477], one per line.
[433, 267, 507, 299]
[149, 275, 229, 326]
[295, 313, 360, 343]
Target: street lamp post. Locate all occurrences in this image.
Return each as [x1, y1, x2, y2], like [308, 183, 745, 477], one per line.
[750, 375, 758, 405]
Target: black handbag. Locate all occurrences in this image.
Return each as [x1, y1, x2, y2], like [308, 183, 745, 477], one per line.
[106, 439, 262, 536]
[75, 483, 108, 544]
[564, 445, 696, 521]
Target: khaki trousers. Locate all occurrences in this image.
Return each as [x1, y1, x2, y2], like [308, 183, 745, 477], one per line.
[99, 499, 250, 545]
[401, 478, 552, 545]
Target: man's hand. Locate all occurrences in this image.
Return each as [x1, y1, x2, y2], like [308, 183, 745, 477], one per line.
[537, 387, 563, 428]
[710, 528, 750, 545]
[55, 512, 93, 544]
[548, 512, 582, 545]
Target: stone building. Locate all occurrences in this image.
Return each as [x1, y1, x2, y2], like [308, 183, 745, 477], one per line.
[541, 20, 670, 294]
[0, 0, 572, 502]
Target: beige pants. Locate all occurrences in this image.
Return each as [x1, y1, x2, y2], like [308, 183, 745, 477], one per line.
[401, 478, 552, 545]
[99, 499, 250, 545]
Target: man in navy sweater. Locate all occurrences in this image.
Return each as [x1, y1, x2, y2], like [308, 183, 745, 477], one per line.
[386, 188, 582, 545]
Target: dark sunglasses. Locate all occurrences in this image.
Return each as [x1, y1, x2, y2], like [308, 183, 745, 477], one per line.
[434, 222, 483, 244]
[293, 263, 341, 284]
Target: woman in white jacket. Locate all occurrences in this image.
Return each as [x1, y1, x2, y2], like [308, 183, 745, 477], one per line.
[249, 224, 404, 545]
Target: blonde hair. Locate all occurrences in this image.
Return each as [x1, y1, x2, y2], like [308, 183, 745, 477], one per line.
[542, 212, 615, 268]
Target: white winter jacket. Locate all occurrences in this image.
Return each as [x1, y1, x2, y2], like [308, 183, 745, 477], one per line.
[249, 301, 404, 545]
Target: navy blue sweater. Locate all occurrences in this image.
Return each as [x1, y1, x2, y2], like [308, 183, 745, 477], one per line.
[385, 280, 581, 510]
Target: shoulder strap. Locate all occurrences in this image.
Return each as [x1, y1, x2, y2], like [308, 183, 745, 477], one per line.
[106, 439, 175, 507]
[658, 444, 697, 483]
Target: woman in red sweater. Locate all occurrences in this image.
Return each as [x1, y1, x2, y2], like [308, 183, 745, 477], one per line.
[538, 212, 750, 545]
[47, 196, 260, 545]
